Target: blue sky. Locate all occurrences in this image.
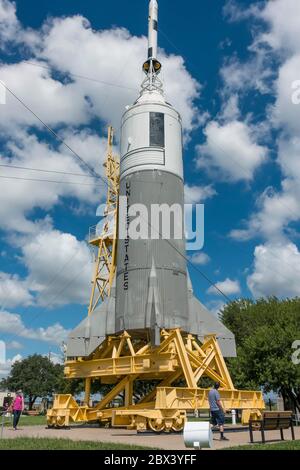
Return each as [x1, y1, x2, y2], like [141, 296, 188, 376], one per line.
[0, 0, 300, 373]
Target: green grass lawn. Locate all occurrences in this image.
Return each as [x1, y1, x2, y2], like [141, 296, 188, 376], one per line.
[2, 414, 46, 427]
[225, 440, 300, 450]
[0, 437, 156, 450]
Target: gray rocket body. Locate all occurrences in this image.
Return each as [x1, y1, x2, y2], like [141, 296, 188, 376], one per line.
[66, 0, 237, 359]
[115, 170, 188, 336]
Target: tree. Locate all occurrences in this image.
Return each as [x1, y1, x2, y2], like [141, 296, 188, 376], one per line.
[0, 354, 71, 410]
[55, 373, 84, 396]
[221, 297, 300, 412]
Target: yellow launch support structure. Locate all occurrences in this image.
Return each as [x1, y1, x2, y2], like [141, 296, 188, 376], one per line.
[48, 330, 264, 432]
[47, 126, 265, 432]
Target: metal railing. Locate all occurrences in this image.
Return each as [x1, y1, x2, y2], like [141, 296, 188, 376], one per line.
[88, 219, 115, 242]
[89, 225, 98, 241]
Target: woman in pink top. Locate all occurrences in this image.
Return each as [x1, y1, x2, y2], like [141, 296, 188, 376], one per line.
[12, 390, 24, 430]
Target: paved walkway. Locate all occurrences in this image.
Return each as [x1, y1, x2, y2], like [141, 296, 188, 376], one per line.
[2, 425, 300, 450]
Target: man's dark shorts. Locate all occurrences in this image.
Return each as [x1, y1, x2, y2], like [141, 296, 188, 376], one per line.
[211, 409, 225, 426]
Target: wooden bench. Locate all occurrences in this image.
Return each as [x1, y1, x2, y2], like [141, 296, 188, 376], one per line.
[25, 410, 39, 416]
[249, 411, 295, 444]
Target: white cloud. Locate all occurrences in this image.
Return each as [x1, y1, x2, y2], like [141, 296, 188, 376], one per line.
[0, 353, 22, 378]
[206, 300, 226, 317]
[0, 310, 69, 344]
[36, 15, 201, 134]
[196, 120, 268, 182]
[207, 277, 241, 296]
[21, 228, 93, 307]
[221, 55, 274, 96]
[223, 0, 300, 127]
[184, 184, 216, 203]
[247, 242, 300, 298]
[271, 54, 300, 134]
[199, 1, 300, 300]
[0, 0, 39, 48]
[0, 61, 91, 132]
[0, 0, 18, 43]
[278, 136, 300, 182]
[0, 272, 33, 308]
[224, 0, 300, 56]
[219, 94, 240, 121]
[230, 184, 300, 242]
[0, 225, 93, 309]
[6, 340, 23, 350]
[0, 11, 201, 136]
[258, 0, 300, 55]
[223, 0, 260, 23]
[48, 352, 63, 365]
[0, 130, 106, 233]
[188, 252, 210, 265]
[226, 1, 300, 250]
[230, 129, 300, 244]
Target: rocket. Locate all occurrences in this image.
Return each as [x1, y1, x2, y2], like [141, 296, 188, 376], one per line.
[148, 0, 158, 60]
[67, 0, 236, 358]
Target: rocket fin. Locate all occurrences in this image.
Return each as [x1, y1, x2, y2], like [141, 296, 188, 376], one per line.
[66, 277, 116, 358]
[146, 259, 161, 345]
[186, 270, 237, 357]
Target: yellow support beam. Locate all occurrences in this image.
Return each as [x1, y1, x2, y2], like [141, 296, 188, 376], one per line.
[65, 352, 177, 378]
[173, 329, 197, 388]
[138, 370, 182, 404]
[155, 387, 265, 411]
[84, 378, 91, 406]
[124, 378, 134, 408]
[93, 375, 138, 412]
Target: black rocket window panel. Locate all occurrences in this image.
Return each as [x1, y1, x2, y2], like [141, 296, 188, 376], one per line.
[150, 112, 165, 147]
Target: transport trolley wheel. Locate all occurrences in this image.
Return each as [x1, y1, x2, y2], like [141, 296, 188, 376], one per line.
[171, 417, 185, 432]
[147, 418, 165, 433]
[55, 416, 67, 427]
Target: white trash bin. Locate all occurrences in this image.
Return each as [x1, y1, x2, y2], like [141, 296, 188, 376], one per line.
[183, 421, 213, 449]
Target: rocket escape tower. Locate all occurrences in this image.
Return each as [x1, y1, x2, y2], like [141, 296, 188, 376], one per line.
[47, 0, 265, 432]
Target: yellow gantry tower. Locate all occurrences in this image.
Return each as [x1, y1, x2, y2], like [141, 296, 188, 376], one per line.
[88, 125, 119, 309]
[84, 126, 119, 404]
[47, 127, 265, 433]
